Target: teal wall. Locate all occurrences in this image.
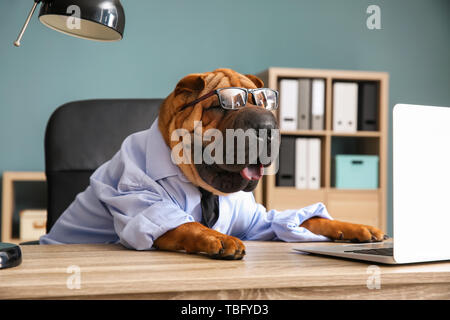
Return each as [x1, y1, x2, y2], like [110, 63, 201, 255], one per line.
[1, 0, 449, 235]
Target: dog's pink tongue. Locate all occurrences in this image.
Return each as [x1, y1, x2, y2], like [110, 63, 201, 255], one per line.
[240, 164, 264, 181]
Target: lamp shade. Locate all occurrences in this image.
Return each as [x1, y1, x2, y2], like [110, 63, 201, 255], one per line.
[38, 0, 125, 42]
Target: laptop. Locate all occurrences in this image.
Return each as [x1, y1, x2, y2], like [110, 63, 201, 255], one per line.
[294, 104, 450, 264]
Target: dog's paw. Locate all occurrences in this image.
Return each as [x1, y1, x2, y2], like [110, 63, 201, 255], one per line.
[154, 222, 246, 260]
[333, 223, 387, 243]
[192, 231, 246, 260]
[301, 218, 388, 243]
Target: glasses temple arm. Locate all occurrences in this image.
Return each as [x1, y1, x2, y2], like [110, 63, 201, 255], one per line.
[179, 90, 216, 111]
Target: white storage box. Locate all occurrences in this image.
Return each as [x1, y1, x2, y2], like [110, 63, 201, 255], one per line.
[19, 210, 47, 241]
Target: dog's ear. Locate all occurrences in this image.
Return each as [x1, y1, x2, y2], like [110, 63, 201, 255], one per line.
[245, 74, 264, 88]
[174, 74, 206, 97]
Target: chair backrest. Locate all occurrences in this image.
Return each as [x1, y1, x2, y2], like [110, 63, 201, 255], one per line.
[44, 99, 163, 231]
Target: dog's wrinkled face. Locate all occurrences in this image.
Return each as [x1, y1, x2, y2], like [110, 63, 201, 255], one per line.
[158, 68, 279, 196]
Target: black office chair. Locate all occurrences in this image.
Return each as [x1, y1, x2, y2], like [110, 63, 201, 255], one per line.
[44, 99, 163, 232]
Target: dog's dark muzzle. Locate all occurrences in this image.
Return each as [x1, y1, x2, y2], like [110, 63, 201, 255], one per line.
[214, 106, 280, 177]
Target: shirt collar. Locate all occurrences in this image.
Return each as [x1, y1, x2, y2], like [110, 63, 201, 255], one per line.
[145, 117, 190, 183]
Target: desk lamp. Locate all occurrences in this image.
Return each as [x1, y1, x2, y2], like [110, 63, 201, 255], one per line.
[14, 0, 125, 47]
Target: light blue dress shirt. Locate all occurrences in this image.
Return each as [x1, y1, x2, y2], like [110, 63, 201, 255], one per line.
[40, 118, 332, 249]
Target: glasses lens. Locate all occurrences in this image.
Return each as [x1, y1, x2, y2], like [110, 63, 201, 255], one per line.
[218, 88, 247, 109]
[253, 89, 278, 110]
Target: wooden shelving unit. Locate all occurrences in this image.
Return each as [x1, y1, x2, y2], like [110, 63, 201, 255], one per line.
[256, 67, 388, 231]
[1, 171, 47, 244]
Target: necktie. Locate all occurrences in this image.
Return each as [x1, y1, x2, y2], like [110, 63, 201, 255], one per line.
[199, 187, 220, 228]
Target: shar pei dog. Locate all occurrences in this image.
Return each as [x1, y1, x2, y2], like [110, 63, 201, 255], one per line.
[41, 68, 386, 260]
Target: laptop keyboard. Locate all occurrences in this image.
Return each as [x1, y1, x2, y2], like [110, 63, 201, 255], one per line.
[344, 248, 393, 256]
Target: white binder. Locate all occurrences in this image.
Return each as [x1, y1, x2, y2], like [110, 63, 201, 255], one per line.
[333, 82, 358, 132]
[307, 138, 321, 189]
[279, 79, 299, 131]
[311, 79, 325, 130]
[295, 138, 308, 189]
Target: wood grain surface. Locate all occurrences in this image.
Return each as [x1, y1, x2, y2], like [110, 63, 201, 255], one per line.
[1, 241, 449, 299]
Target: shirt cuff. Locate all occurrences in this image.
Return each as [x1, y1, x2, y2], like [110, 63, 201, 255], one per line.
[117, 203, 195, 251]
[271, 202, 333, 242]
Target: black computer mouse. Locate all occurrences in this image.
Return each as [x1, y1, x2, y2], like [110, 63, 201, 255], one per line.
[0, 243, 22, 269]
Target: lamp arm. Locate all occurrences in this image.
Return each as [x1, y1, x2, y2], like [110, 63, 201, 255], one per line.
[14, 0, 42, 47]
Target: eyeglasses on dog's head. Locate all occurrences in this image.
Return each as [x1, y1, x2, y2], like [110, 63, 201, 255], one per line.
[179, 87, 279, 111]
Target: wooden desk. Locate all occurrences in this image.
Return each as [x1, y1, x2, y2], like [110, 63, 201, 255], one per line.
[1, 241, 449, 300]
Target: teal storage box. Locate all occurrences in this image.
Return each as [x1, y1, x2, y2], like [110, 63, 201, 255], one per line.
[335, 155, 379, 189]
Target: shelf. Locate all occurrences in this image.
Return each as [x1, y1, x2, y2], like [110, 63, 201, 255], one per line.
[5, 238, 21, 245]
[265, 67, 388, 81]
[331, 131, 381, 137]
[328, 188, 380, 193]
[1, 171, 47, 243]
[280, 130, 327, 136]
[3, 172, 46, 181]
[272, 186, 380, 193]
[273, 186, 327, 191]
[280, 130, 380, 137]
